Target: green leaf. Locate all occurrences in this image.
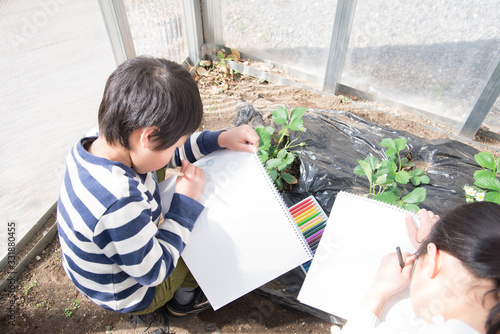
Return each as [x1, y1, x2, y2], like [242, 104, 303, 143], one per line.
[474, 177, 500, 191]
[410, 174, 421, 186]
[373, 192, 398, 204]
[380, 138, 397, 150]
[268, 168, 278, 181]
[381, 160, 397, 174]
[365, 156, 380, 171]
[395, 171, 410, 184]
[400, 158, 414, 168]
[290, 107, 307, 121]
[358, 160, 373, 180]
[385, 148, 397, 157]
[258, 150, 269, 163]
[402, 187, 427, 204]
[402, 203, 420, 213]
[390, 185, 402, 199]
[484, 191, 500, 204]
[277, 148, 295, 161]
[374, 174, 393, 187]
[272, 106, 289, 125]
[412, 174, 430, 186]
[277, 148, 287, 159]
[409, 168, 429, 186]
[255, 126, 272, 152]
[266, 158, 282, 170]
[287, 118, 304, 131]
[354, 164, 366, 177]
[275, 178, 283, 190]
[281, 172, 298, 184]
[276, 149, 295, 170]
[263, 126, 275, 135]
[394, 138, 407, 151]
[374, 174, 387, 183]
[474, 169, 496, 180]
[377, 163, 390, 175]
[474, 151, 496, 170]
[268, 145, 278, 158]
[411, 168, 425, 176]
[419, 175, 430, 184]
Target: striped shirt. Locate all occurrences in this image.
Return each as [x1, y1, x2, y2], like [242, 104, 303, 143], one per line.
[56, 130, 222, 313]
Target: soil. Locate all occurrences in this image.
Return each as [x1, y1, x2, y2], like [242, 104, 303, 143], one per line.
[1, 59, 499, 334]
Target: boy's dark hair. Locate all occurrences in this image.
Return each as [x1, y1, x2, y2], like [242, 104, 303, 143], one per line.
[418, 201, 500, 334]
[98, 56, 203, 151]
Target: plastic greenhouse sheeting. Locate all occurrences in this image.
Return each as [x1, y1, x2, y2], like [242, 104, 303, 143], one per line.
[0, 0, 116, 270]
[233, 102, 482, 325]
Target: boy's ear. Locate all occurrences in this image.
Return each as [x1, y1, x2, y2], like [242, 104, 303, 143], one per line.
[139, 127, 159, 149]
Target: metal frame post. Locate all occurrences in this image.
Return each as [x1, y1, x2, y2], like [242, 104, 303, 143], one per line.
[323, 0, 357, 94]
[201, 0, 223, 58]
[97, 0, 136, 65]
[182, 0, 204, 65]
[459, 56, 500, 138]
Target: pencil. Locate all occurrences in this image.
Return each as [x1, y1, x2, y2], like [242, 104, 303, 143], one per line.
[164, 169, 184, 177]
[396, 246, 405, 269]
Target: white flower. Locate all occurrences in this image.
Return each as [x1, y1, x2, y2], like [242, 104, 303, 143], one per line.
[475, 192, 485, 201]
[465, 186, 476, 197]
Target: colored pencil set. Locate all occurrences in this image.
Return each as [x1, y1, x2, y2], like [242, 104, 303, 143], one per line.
[288, 195, 329, 272]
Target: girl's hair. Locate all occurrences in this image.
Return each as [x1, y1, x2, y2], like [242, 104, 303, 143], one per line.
[418, 201, 500, 334]
[98, 56, 203, 151]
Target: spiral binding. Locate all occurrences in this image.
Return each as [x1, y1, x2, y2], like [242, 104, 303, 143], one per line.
[252, 153, 313, 258]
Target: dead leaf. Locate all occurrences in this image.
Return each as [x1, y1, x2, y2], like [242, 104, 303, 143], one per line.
[197, 67, 209, 76]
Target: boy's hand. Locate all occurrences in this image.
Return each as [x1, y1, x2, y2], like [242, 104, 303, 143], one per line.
[218, 125, 259, 153]
[175, 160, 205, 201]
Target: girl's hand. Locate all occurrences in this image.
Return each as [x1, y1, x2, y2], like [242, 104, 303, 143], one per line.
[362, 252, 417, 317]
[218, 125, 259, 153]
[406, 209, 440, 249]
[175, 160, 205, 201]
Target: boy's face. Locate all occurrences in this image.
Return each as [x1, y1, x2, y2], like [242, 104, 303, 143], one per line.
[131, 133, 188, 174]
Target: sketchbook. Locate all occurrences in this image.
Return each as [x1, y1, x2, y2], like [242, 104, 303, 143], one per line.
[297, 191, 418, 321]
[159, 150, 313, 310]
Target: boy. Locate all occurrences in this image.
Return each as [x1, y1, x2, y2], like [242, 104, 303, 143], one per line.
[56, 57, 259, 319]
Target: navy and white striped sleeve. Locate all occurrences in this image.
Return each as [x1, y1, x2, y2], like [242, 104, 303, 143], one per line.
[92, 193, 203, 287]
[169, 130, 224, 167]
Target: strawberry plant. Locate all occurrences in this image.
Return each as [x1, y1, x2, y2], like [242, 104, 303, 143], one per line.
[256, 106, 307, 190]
[354, 137, 429, 213]
[463, 151, 500, 204]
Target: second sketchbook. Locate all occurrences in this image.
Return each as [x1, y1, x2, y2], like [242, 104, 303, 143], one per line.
[298, 191, 418, 321]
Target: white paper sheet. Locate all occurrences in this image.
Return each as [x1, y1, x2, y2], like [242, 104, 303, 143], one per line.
[298, 191, 417, 321]
[159, 150, 312, 310]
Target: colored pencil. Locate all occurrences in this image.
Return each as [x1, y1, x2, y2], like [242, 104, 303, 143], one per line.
[289, 195, 329, 272]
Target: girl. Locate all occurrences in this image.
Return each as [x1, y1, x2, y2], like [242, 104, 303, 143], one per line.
[339, 202, 500, 333]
